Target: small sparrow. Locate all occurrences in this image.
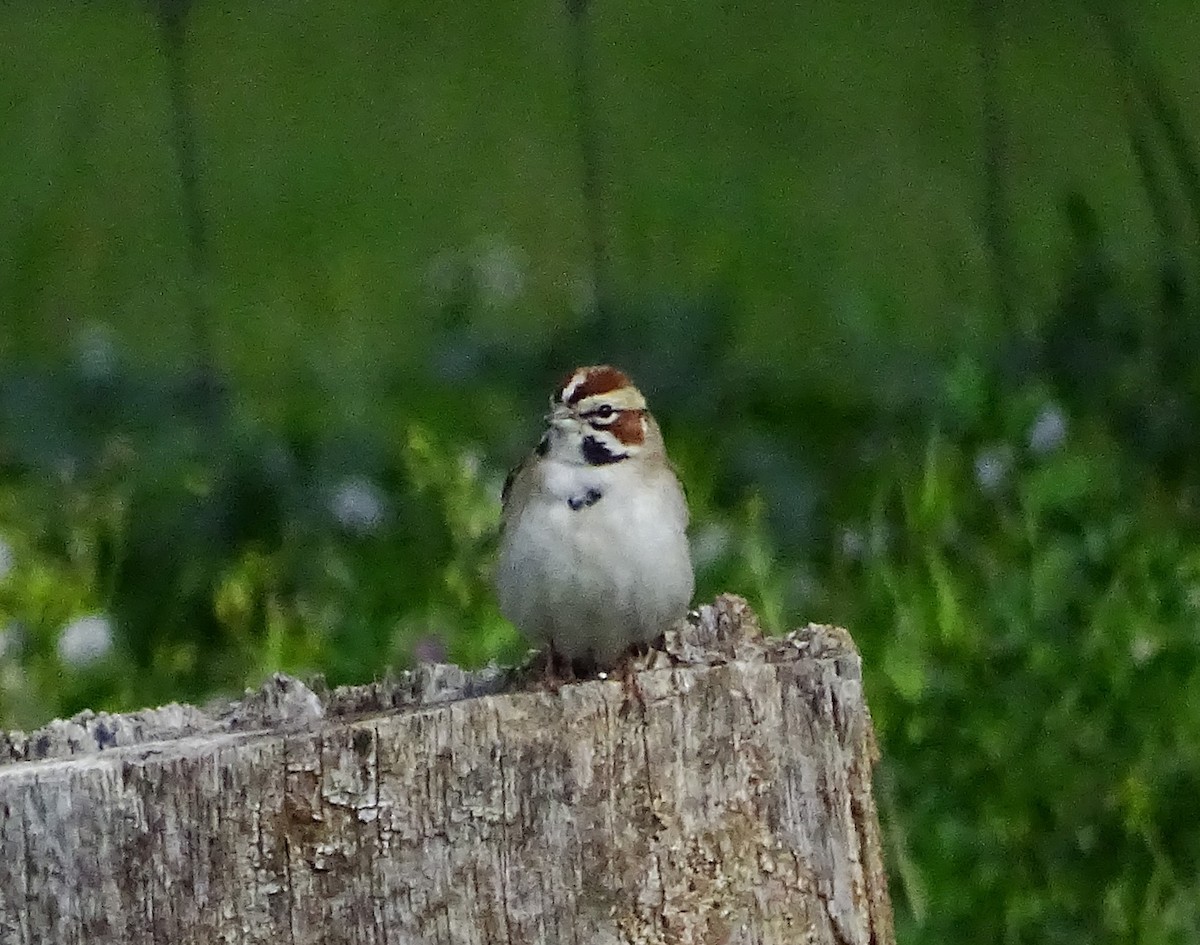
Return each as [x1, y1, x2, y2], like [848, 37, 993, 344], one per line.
[495, 365, 694, 673]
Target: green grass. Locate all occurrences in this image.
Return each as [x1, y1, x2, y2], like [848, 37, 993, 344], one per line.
[2, 0, 1192, 396]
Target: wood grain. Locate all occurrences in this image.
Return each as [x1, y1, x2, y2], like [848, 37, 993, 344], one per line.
[0, 595, 894, 945]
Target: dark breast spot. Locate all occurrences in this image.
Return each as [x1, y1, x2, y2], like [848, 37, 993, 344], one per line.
[568, 488, 604, 511]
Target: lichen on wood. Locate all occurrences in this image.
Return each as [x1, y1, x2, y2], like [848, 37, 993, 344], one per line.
[0, 594, 894, 945]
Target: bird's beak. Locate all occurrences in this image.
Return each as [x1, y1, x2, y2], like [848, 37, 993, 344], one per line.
[545, 405, 574, 428]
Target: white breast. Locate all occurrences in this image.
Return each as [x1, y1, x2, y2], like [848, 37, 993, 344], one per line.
[495, 459, 694, 666]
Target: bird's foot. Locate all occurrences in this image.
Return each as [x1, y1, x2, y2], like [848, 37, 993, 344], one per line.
[614, 644, 650, 718]
[535, 642, 577, 693]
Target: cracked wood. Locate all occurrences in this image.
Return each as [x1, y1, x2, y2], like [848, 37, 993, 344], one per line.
[0, 595, 895, 945]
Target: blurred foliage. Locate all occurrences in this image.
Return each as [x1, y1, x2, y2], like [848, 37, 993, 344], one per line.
[4, 213, 1200, 944]
[838, 398, 1200, 944]
[3, 1, 1200, 944]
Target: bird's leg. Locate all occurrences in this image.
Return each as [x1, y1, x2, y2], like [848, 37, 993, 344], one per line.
[653, 630, 679, 667]
[570, 651, 598, 680]
[627, 639, 650, 659]
[559, 645, 579, 683]
[539, 640, 575, 692]
[615, 643, 649, 718]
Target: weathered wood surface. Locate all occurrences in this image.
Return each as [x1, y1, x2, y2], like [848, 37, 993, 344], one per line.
[0, 595, 894, 945]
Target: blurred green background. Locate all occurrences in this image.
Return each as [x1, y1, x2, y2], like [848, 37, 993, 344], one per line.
[3, 0, 1200, 941]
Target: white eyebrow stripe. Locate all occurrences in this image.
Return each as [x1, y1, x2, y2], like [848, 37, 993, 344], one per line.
[577, 388, 645, 411]
[560, 371, 586, 403]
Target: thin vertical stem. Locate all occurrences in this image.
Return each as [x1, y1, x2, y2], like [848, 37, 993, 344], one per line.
[1094, 0, 1200, 282]
[1118, 85, 1183, 364]
[565, 0, 611, 329]
[974, 0, 1016, 326]
[1120, 87, 1180, 246]
[156, 0, 218, 379]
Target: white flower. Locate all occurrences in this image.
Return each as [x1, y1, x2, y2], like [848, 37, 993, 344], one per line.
[1130, 635, 1158, 665]
[837, 522, 890, 560]
[459, 450, 482, 479]
[58, 614, 114, 666]
[330, 476, 387, 536]
[691, 522, 732, 571]
[471, 238, 526, 307]
[74, 323, 119, 382]
[838, 526, 867, 561]
[0, 538, 13, 581]
[56, 454, 80, 484]
[973, 446, 1012, 494]
[1186, 585, 1200, 613]
[1028, 403, 1068, 455]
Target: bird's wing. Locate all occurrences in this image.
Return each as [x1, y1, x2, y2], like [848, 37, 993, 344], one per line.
[499, 450, 537, 532]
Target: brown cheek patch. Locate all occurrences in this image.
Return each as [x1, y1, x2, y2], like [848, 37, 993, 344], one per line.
[561, 365, 632, 404]
[611, 409, 646, 446]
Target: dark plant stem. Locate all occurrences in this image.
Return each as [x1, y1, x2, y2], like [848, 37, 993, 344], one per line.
[1119, 87, 1182, 365]
[1095, 1, 1200, 282]
[156, 0, 218, 381]
[565, 0, 611, 330]
[1121, 87, 1180, 246]
[973, 0, 1016, 326]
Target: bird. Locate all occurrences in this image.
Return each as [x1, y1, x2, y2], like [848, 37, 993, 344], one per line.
[495, 364, 694, 676]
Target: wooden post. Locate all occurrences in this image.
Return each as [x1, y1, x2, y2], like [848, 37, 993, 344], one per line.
[0, 595, 894, 945]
